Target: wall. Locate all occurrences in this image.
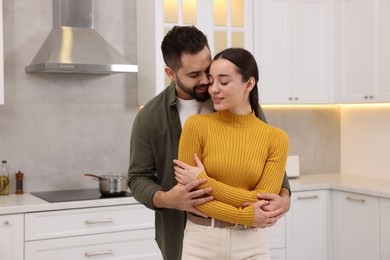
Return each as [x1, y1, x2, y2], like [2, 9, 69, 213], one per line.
[0, 0, 340, 193]
[0, 0, 138, 192]
[264, 106, 340, 175]
[341, 105, 390, 178]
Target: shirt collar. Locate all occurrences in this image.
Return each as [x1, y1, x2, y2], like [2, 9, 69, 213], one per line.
[167, 81, 178, 107]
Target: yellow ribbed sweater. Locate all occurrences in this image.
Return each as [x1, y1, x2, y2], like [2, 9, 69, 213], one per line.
[178, 110, 289, 226]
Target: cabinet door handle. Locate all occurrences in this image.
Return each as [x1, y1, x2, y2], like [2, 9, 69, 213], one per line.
[85, 249, 113, 257]
[346, 196, 366, 203]
[297, 195, 319, 200]
[85, 218, 114, 224]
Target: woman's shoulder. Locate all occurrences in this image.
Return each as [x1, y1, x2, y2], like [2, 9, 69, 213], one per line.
[256, 120, 288, 139]
[267, 125, 289, 142]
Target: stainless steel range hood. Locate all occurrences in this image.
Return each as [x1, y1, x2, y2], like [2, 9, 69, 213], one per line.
[25, 0, 138, 74]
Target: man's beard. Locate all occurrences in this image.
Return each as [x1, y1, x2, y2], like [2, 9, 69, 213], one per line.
[176, 76, 210, 102]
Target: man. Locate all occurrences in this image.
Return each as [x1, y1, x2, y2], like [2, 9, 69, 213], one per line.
[128, 25, 291, 260]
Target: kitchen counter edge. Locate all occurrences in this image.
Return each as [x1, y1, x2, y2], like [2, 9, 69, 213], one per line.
[0, 193, 140, 215]
[289, 173, 390, 199]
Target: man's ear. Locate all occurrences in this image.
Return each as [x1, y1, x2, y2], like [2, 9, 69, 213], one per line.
[164, 67, 176, 81]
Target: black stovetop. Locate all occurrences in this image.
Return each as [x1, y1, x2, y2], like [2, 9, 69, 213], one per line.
[31, 188, 132, 203]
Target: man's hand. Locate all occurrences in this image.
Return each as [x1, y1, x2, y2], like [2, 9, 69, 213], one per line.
[152, 178, 213, 218]
[252, 200, 283, 228]
[257, 188, 291, 214]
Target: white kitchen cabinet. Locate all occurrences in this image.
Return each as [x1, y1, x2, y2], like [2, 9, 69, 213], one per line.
[0, 214, 24, 260]
[380, 197, 390, 260]
[136, 0, 253, 106]
[267, 216, 286, 260]
[25, 204, 162, 260]
[254, 0, 336, 105]
[333, 190, 380, 260]
[338, 0, 390, 103]
[286, 190, 330, 260]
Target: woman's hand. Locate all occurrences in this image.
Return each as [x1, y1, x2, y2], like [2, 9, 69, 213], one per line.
[173, 153, 205, 185]
[256, 188, 291, 214]
[241, 200, 283, 228]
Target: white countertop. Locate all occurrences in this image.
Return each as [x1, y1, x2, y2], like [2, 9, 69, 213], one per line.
[0, 193, 140, 215]
[2, 173, 390, 215]
[289, 173, 390, 198]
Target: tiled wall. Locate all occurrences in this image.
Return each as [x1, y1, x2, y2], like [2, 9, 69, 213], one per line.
[264, 106, 341, 175]
[341, 105, 390, 178]
[0, 0, 138, 193]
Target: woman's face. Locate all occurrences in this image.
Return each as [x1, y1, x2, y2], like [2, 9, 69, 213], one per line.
[208, 58, 254, 115]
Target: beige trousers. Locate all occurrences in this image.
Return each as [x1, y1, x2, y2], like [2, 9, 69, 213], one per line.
[182, 220, 270, 260]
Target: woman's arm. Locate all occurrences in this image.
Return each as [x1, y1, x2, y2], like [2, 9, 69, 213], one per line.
[178, 116, 288, 225]
[177, 129, 289, 208]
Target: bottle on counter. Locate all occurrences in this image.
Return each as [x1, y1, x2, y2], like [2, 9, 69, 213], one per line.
[0, 160, 10, 195]
[16, 171, 24, 195]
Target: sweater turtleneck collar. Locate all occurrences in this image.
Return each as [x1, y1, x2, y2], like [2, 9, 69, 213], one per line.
[216, 110, 258, 127]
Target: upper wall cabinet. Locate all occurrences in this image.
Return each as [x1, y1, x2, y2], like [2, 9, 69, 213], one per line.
[136, 0, 253, 106]
[0, 0, 4, 105]
[254, 0, 336, 105]
[338, 0, 390, 103]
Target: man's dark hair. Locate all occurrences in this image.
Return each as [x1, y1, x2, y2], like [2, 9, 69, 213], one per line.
[161, 25, 209, 71]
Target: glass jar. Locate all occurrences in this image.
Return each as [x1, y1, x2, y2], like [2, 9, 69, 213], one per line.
[0, 160, 10, 195]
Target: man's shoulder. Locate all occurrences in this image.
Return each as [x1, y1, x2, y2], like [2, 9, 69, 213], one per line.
[138, 87, 173, 116]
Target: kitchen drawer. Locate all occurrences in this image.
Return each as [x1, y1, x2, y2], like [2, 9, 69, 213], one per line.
[25, 204, 154, 241]
[25, 228, 162, 260]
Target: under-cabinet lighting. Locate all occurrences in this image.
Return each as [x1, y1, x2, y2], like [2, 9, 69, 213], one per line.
[262, 103, 390, 109]
[262, 104, 340, 110]
[340, 103, 390, 108]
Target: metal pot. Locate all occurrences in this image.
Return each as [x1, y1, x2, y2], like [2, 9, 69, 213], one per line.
[84, 173, 128, 196]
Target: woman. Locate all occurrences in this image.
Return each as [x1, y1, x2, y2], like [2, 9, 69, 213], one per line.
[174, 48, 289, 259]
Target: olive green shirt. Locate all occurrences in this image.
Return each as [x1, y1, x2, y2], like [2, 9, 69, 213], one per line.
[128, 82, 291, 260]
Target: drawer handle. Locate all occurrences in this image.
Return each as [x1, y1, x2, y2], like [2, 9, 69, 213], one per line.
[85, 218, 114, 224]
[85, 249, 113, 257]
[346, 196, 366, 203]
[297, 195, 319, 200]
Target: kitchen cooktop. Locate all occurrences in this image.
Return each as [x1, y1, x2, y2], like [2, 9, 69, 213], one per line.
[31, 188, 132, 203]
